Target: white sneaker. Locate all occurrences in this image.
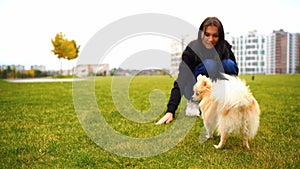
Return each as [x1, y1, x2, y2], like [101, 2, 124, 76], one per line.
[185, 100, 200, 117]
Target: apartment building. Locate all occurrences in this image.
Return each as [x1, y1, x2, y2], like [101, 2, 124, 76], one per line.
[230, 31, 267, 74]
[267, 29, 300, 74]
[31, 65, 46, 72]
[0, 65, 25, 72]
[288, 32, 300, 74]
[170, 40, 183, 76]
[75, 64, 109, 77]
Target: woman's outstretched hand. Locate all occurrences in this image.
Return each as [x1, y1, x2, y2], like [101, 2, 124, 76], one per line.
[156, 112, 173, 125]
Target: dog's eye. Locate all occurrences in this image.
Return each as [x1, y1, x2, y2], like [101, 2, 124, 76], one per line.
[196, 92, 200, 96]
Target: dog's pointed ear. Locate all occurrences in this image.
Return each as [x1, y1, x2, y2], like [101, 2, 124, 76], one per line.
[202, 80, 207, 87]
[197, 74, 203, 82]
[202, 77, 212, 89]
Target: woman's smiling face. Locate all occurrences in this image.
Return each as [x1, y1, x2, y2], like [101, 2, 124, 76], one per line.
[201, 25, 219, 49]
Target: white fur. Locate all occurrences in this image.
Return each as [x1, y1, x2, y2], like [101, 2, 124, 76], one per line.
[192, 73, 260, 149]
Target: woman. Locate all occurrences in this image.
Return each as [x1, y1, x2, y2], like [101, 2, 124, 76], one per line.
[156, 17, 238, 124]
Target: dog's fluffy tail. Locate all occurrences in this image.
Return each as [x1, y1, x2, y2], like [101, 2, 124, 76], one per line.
[217, 97, 260, 139]
[214, 74, 260, 138]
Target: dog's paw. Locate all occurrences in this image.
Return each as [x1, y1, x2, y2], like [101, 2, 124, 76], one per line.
[214, 145, 220, 149]
[243, 144, 250, 149]
[206, 135, 213, 139]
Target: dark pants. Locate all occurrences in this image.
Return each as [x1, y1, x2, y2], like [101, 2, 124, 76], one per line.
[193, 59, 238, 78]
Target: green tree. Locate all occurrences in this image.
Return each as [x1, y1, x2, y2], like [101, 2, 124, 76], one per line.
[6, 66, 13, 79]
[51, 32, 80, 74]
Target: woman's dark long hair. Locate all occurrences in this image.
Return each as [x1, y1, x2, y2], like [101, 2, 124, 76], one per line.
[198, 17, 230, 60]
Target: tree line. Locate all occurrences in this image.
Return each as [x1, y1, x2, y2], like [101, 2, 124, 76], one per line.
[0, 66, 50, 79]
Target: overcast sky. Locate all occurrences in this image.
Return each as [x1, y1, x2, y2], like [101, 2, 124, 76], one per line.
[0, 0, 299, 70]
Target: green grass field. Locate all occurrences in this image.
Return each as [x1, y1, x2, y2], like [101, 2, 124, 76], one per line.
[1, 75, 299, 168]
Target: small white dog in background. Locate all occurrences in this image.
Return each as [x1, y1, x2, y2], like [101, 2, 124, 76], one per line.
[192, 73, 260, 149]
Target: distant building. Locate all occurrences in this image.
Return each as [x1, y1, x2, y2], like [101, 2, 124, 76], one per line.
[267, 29, 300, 74]
[0, 64, 25, 72]
[170, 40, 185, 76]
[0, 65, 6, 70]
[15, 65, 25, 72]
[290, 32, 300, 74]
[75, 64, 109, 77]
[266, 33, 276, 74]
[31, 65, 46, 72]
[230, 31, 267, 74]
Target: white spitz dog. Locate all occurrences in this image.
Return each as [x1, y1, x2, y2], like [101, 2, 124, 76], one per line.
[192, 74, 260, 149]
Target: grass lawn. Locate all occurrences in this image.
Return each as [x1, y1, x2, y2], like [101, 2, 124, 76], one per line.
[1, 75, 299, 168]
